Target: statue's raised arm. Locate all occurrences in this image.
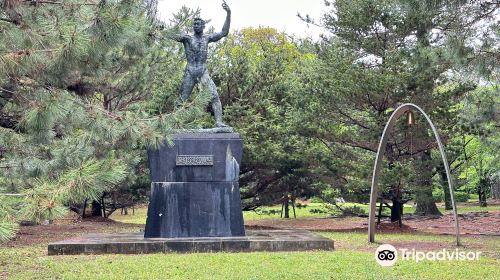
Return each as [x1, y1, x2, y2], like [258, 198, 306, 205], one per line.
[209, 1, 231, 42]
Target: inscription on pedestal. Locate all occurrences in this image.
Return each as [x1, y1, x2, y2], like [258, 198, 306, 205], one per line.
[176, 155, 214, 166]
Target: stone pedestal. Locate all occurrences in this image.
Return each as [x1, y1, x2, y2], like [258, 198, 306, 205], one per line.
[48, 133, 336, 256]
[144, 133, 245, 238]
[48, 230, 334, 255]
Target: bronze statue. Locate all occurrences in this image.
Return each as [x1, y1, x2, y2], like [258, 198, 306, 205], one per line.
[172, 1, 231, 128]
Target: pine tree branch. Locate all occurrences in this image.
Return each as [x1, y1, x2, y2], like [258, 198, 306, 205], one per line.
[3, 48, 62, 61]
[138, 96, 208, 122]
[69, 97, 124, 122]
[0, 115, 17, 129]
[0, 87, 16, 95]
[335, 107, 371, 129]
[0, 18, 19, 25]
[21, 0, 98, 6]
[338, 139, 378, 153]
[464, 5, 499, 27]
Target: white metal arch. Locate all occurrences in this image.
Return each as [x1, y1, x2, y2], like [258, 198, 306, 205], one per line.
[368, 103, 460, 246]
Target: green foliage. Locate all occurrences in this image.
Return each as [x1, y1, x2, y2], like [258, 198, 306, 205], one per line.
[433, 188, 444, 203]
[0, 221, 18, 242]
[0, 196, 19, 242]
[294, 0, 498, 216]
[1, 0, 497, 241]
[454, 191, 471, 203]
[0, 2, 211, 239]
[454, 87, 499, 204]
[209, 28, 324, 209]
[469, 193, 479, 200]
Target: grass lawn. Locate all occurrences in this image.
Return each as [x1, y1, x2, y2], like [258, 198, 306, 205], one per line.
[1, 231, 498, 279]
[2, 201, 498, 279]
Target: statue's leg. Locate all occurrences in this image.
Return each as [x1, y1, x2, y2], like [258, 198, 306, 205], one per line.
[180, 71, 196, 101]
[201, 72, 227, 127]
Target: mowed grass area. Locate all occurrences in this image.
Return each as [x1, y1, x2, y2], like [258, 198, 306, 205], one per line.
[110, 202, 500, 224]
[2, 201, 498, 279]
[1, 231, 498, 279]
[110, 203, 334, 224]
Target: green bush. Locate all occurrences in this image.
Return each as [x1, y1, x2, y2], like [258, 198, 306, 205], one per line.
[469, 193, 479, 200]
[433, 189, 470, 203]
[0, 222, 19, 242]
[341, 205, 366, 216]
[0, 197, 21, 242]
[309, 197, 324, 203]
[295, 203, 307, 209]
[433, 189, 444, 203]
[309, 208, 328, 214]
[454, 191, 470, 202]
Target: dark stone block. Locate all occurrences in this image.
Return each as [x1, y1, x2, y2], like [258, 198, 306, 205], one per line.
[107, 243, 125, 254]
[48, 244, 83, 256]
[248, 241, 272, 251]
[116, 243, 138, 254]
[147, 133, 243, 182]
[144, 181, 245, 238]
[48, 230, 334, 255]
[222, 240, 251, 252]
[84, 244, 108, 254]
[47, 244, 62, 256]
[144, 133, 246, 238]
[135, 242, 164, 254]
[165, 241, 195, 253]
[192, 241, 223, 252]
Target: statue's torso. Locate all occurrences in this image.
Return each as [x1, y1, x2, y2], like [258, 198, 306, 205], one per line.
[183, 35, 209, 77]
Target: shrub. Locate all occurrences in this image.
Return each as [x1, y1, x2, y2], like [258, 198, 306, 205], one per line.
[454, 191, 470, 202]
[0, 222, 19, 243]
[295, 203, 307, 209]
[309, 197, 324, 203]
[433, 189, 470, 203]
[341, 205, 366, 216]
[469, 193, 479, 200]
[433, 189, 444, 203]
[309, 208, 328, 214]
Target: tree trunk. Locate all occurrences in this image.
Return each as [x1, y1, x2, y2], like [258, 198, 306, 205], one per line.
[491, 180, 500, 199]
[101, 196, 107, 218]
[284, 199, 290, 219]
[386, 153, 403, 222]
[82, 199, 87, 218]
[438, 164, 452, 210]
[390, 199, 402, 223]
[91, 200, 103, 217]
[478, 178, 488, 207]
[415, 151, 441, 216]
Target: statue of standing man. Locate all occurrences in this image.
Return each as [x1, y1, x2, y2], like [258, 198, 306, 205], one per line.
[172, 1, 231, 128]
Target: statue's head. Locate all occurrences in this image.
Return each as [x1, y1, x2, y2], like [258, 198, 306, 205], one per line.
[193, 17, 205, 35]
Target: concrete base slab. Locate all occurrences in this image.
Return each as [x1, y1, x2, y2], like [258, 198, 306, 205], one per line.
[48, 230, 334, 255]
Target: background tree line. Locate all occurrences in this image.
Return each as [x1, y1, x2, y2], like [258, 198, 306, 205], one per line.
[1, 0, 498, 240]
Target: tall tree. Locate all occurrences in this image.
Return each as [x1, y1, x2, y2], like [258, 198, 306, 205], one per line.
[0, 1, 209, 240]
[208, 28, 323, 215]
[298, 0, 498, 218]
[456, 87, 500, 207]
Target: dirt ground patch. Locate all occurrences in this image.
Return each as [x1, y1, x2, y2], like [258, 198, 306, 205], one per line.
[405, 211, 500, 236]
[246, 210, 500, 236]
[3, 215, 142, 248]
